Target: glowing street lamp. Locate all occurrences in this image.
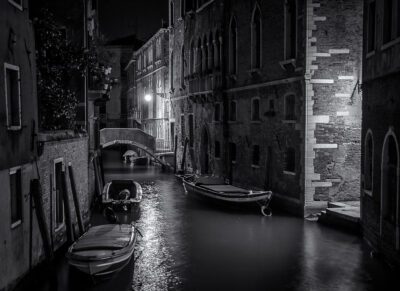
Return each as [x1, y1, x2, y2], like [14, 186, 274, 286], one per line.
[144, 94, 152, 102]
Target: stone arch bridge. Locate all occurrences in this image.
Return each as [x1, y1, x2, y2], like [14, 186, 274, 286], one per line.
[99, 128, 173, 169]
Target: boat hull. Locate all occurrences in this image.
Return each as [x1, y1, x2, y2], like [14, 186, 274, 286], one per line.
[66, 224, 137, 277]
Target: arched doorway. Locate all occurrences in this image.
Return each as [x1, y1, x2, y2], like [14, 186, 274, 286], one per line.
[200, 126, 210, 174]
[381, 130, 399, 249]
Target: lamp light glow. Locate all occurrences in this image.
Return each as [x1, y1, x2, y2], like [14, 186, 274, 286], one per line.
[144, 94, 152, 102]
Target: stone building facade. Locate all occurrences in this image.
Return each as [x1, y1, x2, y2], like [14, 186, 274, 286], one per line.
[0, 1, 39, 289]
[361, 0, 400, 266]
[134, 28, 172, 151]
[169, 0, 363, 215]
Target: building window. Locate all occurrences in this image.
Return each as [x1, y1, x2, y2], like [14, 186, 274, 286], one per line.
[252, 145, 260, 166]
[181, 45, 185, 86]
[4, 63, 22, 130]
[229, 142, 237, 163]
[284, 0, 297, 60]
[383, 0, 394, 44]
[215, 140, 221, 158]
[284, 94, 296, 121]
[364, 131, 374, 193]
[186, 0, 193, 12]
[8, 0, 23, 10]
[229, 100, 237, 121]
[170, 52, 174, 90]
[170, 1, 175, 27]
[10, 167, 22, 228]
[251, 5, 262, 69]
[229, 16, 238, 74]
[197, 38, 202, 73]
[180, 114, 185, 146]
[188, 114, 194, 147]
[214, 30, 221, 68]
[180, 0, 185, 18]
[214, 103, 221, 121]
[269, 99, 275, 111]
[285, 147, 296, 173]
[382, 132, 398, 223]
[251, 98, 260, 121]
[203, 36, 208, 72]
[208, 31, 214, 69]
[54, 159, 65, 230]
[367, 1, 376, 52]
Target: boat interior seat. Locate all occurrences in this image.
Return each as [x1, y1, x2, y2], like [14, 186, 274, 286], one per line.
[194, 176, 225, 186]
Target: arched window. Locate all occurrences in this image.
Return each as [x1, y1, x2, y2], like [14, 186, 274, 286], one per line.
[215, 140, 221, 158]
[364, 131, 374, 193]
[170, 1, 174, 27]
[382, 131, 399, 224]
[284, 94, 296, 121]
[229, 16, 238, 74]
[190, 40, 195, 74]
[214, 30, 221, 69]
[229, 100, 237, 121]
[197, 38, 202, 73]
[252, 145, 260, 166]
[251, 4, 262, 69]
[285, 147, 296, 173]
[203, 36, 208, 72]
[208, 31, 214, 70]
[251, 97, 260, 121]
[181, 45, 185, 86]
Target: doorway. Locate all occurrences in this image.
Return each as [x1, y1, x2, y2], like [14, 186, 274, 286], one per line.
[200, 126, 210, 174]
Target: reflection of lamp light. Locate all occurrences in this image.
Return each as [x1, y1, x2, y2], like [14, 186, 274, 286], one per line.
[144, 94, 152, 102]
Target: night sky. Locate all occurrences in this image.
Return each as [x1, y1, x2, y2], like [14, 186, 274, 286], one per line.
[98, 0, 168, 42]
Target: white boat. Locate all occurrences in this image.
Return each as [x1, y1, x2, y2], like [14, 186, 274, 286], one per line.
[182, 175, 273, 216]
[66, 224, 136, 276]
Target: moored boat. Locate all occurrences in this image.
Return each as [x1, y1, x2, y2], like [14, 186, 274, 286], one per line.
[66, 224, 136, 277]
[182, 175, 273, 216]
[102, 180, 142, 212]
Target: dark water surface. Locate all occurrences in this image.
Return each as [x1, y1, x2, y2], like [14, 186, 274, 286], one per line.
[18, 151, 400, 291]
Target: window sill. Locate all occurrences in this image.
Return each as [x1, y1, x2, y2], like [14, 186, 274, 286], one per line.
[283, 170, 296, 176]
[215, 157, 221, 160]
[8, 0, 23, 11]
[381, 37, 400, 51]
[7, 125, 22, 131]
[366, 50, 375, 59]
[282, 120, 296, 124]
[231, 161, 237, 165]
[228, 120, 238, 124]
[229, 74, 237, 81]
[250, 120, 262, 124]
[364, 189, 373, 196]
[251, 165, 260, 169]
[11, 220, 22, 229]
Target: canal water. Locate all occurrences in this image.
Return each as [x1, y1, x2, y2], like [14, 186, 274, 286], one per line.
[18, 150, 400, 291]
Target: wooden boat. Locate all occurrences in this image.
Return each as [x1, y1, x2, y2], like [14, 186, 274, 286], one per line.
[102, 180, 142, 212]
[182, 175, 273, 216]
[66, 224, 136, 277]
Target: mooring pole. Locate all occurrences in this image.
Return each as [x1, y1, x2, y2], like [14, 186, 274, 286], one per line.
[68, 163, 84, 236]
[181, 137, 189, 173]
[174, 135, 178, 174]
[61, 169, 74, 244]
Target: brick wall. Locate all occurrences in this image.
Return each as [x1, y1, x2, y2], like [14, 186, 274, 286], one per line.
[37, 134, 91, 251]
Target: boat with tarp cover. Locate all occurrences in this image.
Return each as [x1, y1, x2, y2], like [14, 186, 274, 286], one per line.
[66, 224, 136, 277]
[181, 175, 273, 216]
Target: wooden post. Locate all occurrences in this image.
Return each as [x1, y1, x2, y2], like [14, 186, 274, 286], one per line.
[93, 156, 102, 197]
[61, 169, 74, 244]
[68, 163, 84, 236]
[181, 137, 189, 173]
[30, 179, 53, 260]
[174, 135, 178, 174]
